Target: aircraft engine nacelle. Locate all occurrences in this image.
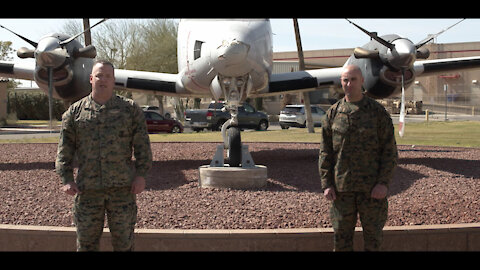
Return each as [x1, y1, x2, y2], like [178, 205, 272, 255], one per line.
[32, 33, 94, 104]
[345, 57, 416, 99]
[34, 58, 93, 103]
[0, 20, 107, 105]
[345, 34, 417, 99]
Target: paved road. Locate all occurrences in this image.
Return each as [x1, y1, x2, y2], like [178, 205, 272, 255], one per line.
[1, 113, 479, 140]
[0, 127, 59, 140]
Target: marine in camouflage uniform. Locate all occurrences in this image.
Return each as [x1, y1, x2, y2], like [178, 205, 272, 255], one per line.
[56, 61, 152, 251]
[319, 65, 398, 251]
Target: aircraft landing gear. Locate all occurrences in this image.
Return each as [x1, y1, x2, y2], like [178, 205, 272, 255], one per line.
[210, 74, 256, 168]
[198, 74, 267, 189]
[226, 125, 241, 167]
[211, 106, 255, 168]
[212, 123, 256, 168]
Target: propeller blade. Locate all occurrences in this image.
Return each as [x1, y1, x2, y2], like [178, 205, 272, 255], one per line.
[60, 18, 108, 45]
[17, 47, 35, 58]
[415, 18, 465, 49]
[73, 44, 97, 58]
[353, 47, 380, 59]
[0, 24, 38, 47]
[398, 70, 406, 137]
[47, 67, 54, 132]
[416, 47, 430, 59]
[346, 19, 395, 50]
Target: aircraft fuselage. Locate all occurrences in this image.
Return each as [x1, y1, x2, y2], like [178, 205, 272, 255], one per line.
[176, 19, 273, 100]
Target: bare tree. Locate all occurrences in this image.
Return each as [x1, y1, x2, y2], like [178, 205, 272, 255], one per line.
[126, 19, 178, 73]
[125, 19, 179, 117]
[59, 19, 180, 114]
[59, 20, 84, 44]
[93, 19, 142, 69]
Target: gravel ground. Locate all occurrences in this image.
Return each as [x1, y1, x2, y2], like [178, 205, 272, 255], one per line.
[0, 142, 479, 229]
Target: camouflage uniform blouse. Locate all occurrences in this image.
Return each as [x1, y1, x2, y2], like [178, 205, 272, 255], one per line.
[55, 94, 153, 191]
[319, 95, 398, 193]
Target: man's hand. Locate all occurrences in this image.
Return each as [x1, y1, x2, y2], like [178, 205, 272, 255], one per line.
[371, 183, 388, 199]
[131, 176, 146, 194]
[323, 187, 336, 201]
[61, 182, 80, 196]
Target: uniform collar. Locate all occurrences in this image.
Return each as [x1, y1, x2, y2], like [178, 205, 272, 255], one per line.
[339, 94, 370, 113]
[86, 94, 118, 111]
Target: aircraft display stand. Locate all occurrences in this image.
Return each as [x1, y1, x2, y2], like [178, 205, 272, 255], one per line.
[198, 144, 267, 189]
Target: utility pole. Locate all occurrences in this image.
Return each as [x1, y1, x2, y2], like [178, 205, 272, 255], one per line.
[293, 19, 314, 133]
[82, 18, 92, 46]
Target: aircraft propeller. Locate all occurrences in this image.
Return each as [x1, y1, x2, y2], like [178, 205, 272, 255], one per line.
[346, 18, 465, 137]
[346, 18, 465, 70]
[0, 19, 108, 130]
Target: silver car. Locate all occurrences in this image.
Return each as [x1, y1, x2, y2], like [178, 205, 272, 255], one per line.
[279, 105, 326, 129]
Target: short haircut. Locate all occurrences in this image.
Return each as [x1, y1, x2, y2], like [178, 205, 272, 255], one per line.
[342, 64, 363, 78]
[93, 59, 115, 70]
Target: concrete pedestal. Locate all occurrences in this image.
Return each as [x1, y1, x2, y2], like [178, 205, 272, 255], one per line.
[198, 165, 267, 189]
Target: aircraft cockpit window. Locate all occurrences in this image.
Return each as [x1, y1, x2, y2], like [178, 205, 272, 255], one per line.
[194, 40, 204, 60]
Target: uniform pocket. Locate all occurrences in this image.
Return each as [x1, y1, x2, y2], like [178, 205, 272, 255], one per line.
[105, 112, 133, 163]
[109, 109, 133, 139]
[331, 114, 349, 152]
[75, 118, 98, 150]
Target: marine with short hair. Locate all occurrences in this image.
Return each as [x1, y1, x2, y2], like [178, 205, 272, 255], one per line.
[56, 60, 152, 251]
[319, 65, 398, 251]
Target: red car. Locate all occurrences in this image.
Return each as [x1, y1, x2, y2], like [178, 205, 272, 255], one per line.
[143, 111, 183, 133]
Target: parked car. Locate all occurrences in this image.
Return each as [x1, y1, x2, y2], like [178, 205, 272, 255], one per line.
[279, 105, 326, 129]
[185, 102, 269, 132]
[143, 111, 183, 133]
[141, 105, 172, 119]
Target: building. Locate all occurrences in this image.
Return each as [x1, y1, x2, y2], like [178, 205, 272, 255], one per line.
[272, 41, 480, 115]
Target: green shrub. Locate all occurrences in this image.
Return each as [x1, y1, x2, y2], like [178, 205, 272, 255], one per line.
[7, 91, 66, 120]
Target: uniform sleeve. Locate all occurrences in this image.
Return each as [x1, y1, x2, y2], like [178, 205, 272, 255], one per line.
[131, 103, 152, 178]
[55, 107, 76, 185]
[376, 109, 398, 187]
[319, 107, 335, 191]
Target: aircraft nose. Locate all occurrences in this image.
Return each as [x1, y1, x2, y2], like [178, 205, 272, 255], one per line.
[214, 39, 251, 77]
[388, 39, 416, 69]
[217, 39, 250, 64]
[35, 36, 68, 68]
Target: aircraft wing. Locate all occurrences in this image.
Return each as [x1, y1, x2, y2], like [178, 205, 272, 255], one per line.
[254, 67, 343, 97]
[260, 55, 480, 96]
[414, 56, 480, 77]
[0, 61, 35, 81]
[114, 69, 207, 97]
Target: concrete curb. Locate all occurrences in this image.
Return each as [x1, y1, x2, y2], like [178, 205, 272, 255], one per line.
[1, 223, 479, 251]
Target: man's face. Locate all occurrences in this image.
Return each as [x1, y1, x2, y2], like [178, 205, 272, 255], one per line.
[341, 67, 364, 102]
[90, 63, 115, 95]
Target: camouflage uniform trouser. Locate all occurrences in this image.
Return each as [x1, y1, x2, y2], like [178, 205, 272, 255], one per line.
[73, 187, 137, 251]
[330, 192, 388, 251]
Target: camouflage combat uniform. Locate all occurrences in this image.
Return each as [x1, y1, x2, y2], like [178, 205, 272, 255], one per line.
[56, 94, 152, 251]
[319, 94, 398, 251]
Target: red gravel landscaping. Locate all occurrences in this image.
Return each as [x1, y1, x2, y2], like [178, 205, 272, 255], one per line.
[0, 142, 478, 229]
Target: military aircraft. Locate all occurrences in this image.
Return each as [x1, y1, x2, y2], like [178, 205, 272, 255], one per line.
[1, 19, 480, 166]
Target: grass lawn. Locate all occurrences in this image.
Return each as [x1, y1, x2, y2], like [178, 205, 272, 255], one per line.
[148, 121, 480, 148]
[149, 127, 323, 143]
[393, 121, 480, 148]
